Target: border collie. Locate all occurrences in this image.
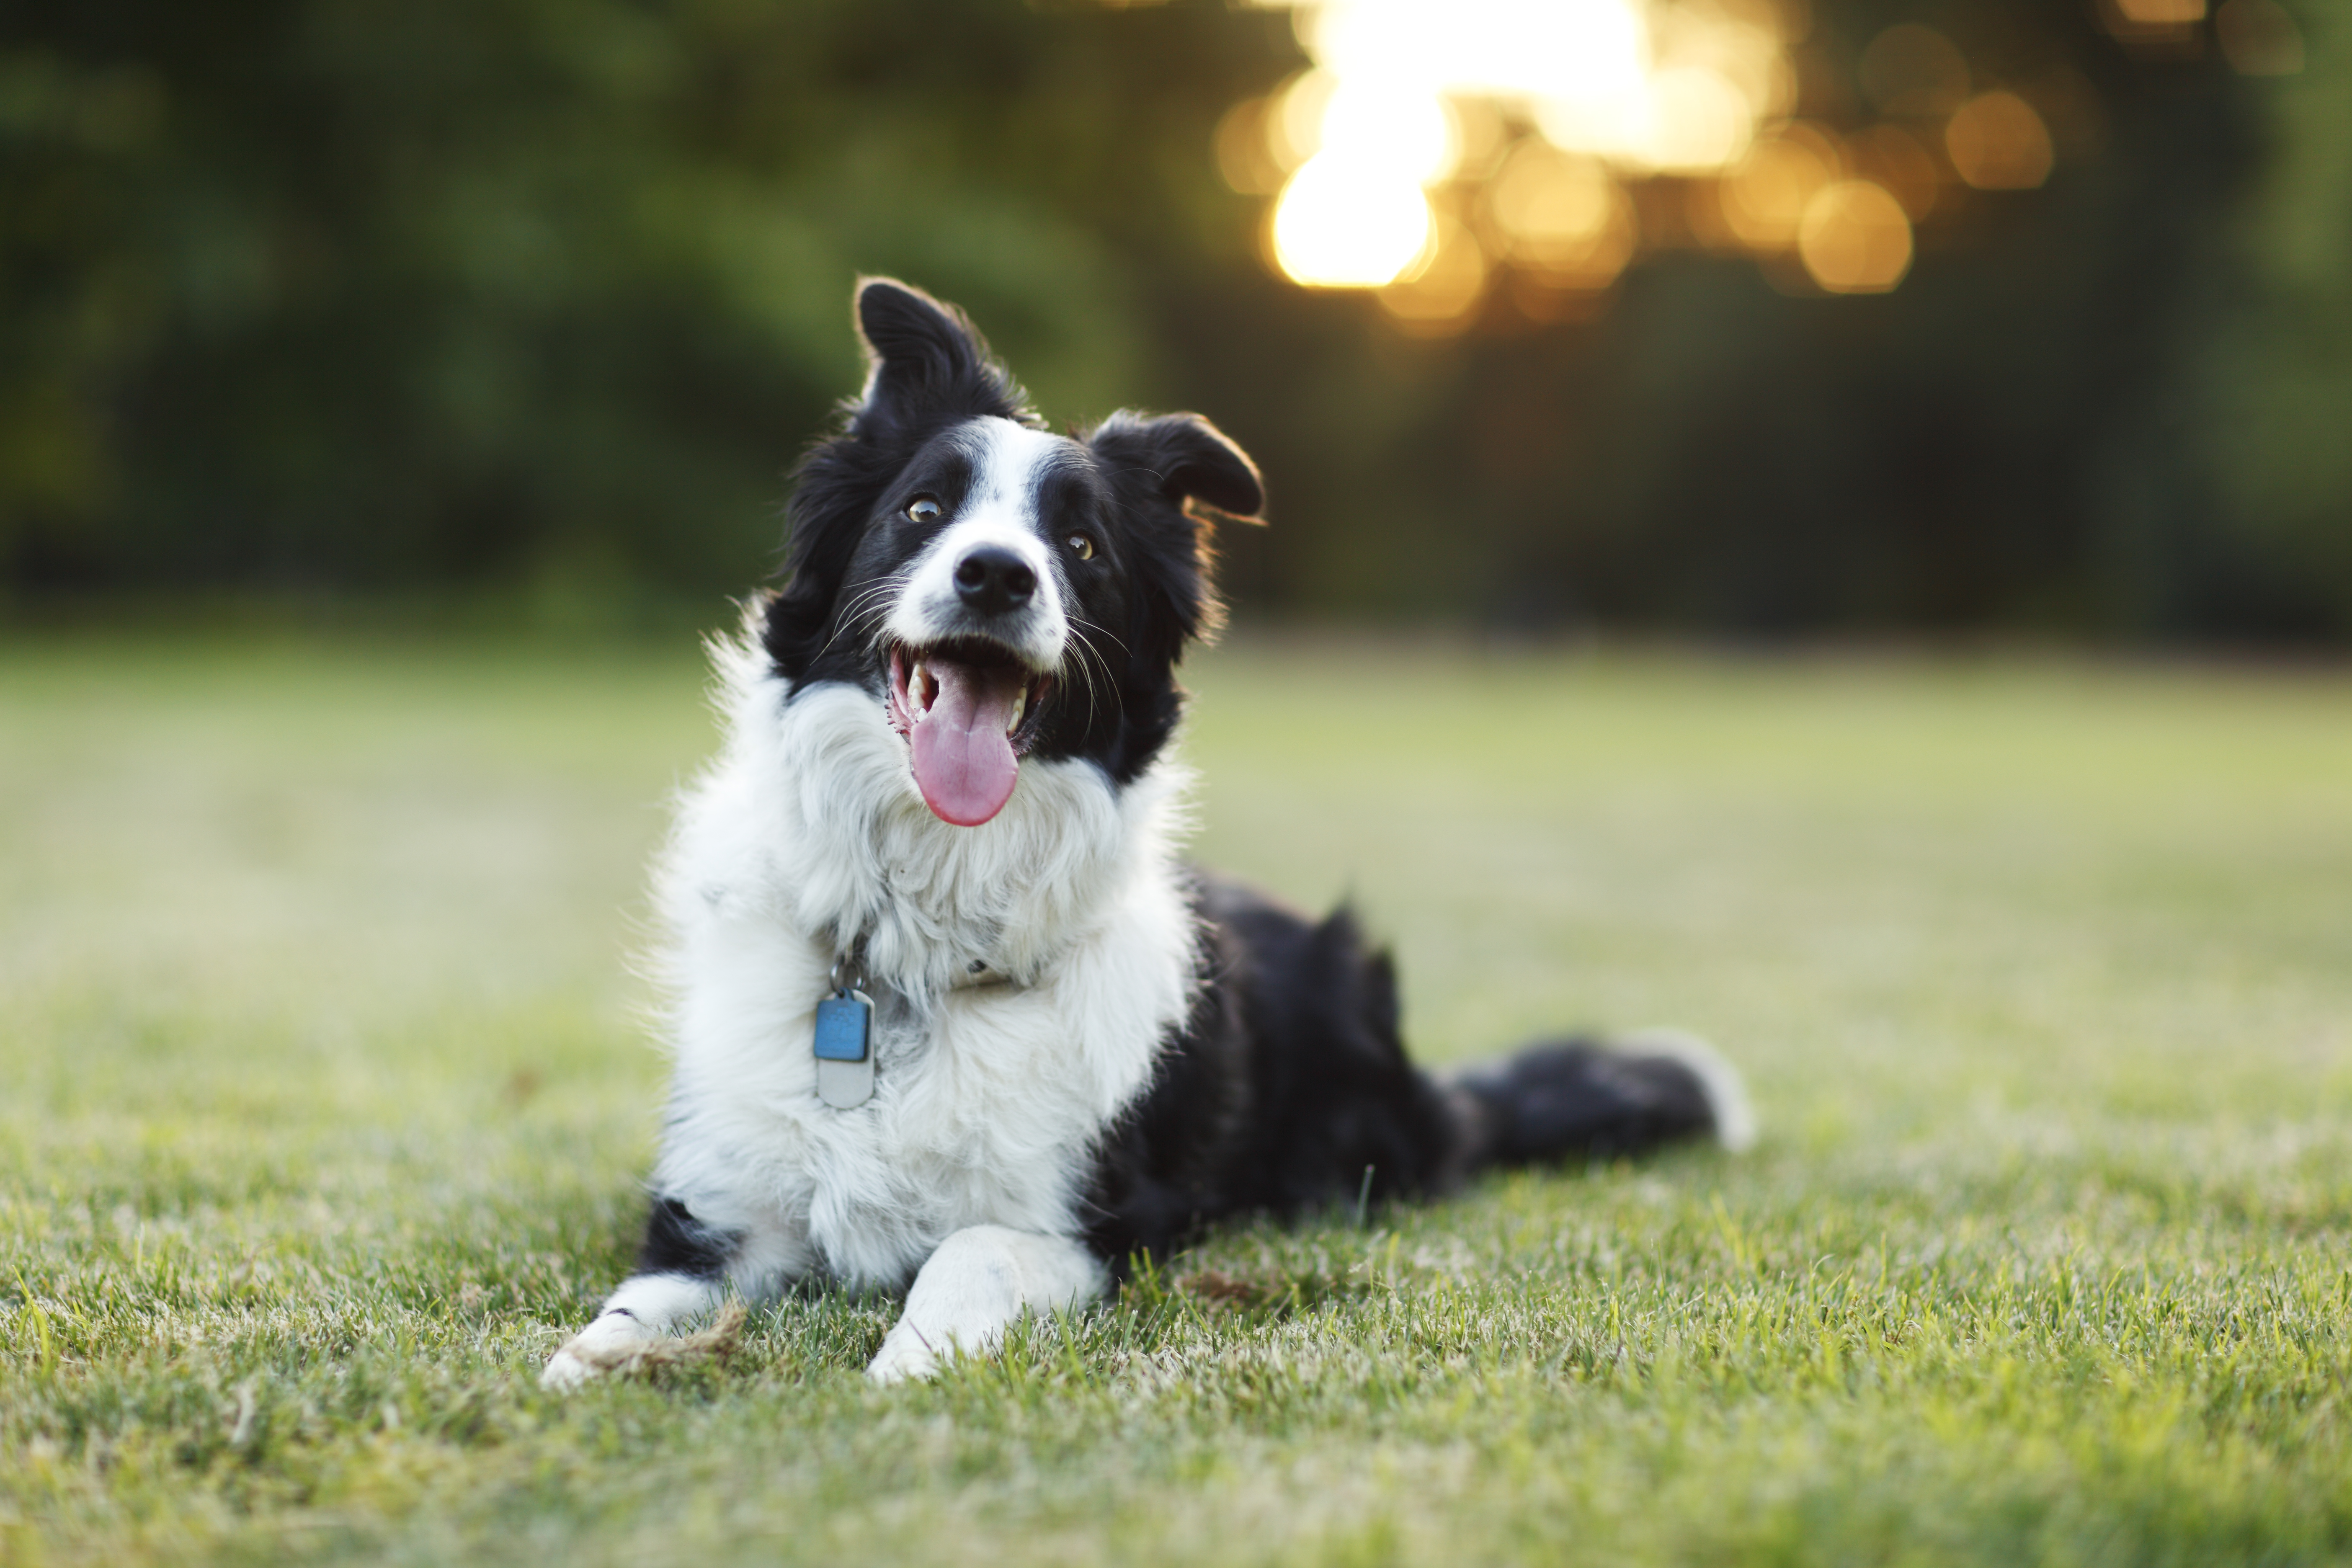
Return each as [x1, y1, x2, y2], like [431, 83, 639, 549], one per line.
[543, 279, 1753, 1389]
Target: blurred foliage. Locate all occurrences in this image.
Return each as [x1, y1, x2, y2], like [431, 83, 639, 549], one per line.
[0, 0, 1284, 600]
[1, 0, 2347, 640]
[2205, 0, 2352, 632]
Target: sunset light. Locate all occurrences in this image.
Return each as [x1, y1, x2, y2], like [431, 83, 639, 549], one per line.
[1272, 154, 1434, 287]
[1224, 0, 2091, 321]
[1798, 180, 1914, 293]
[1240, 0, 1798, 295]
[1945, 91, 2055, 191]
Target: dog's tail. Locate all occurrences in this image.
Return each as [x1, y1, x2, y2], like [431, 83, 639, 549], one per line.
[1443, 1029, 1756, 1176]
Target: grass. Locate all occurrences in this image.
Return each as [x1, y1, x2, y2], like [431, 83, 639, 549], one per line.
[3, 629, 2351, 1566]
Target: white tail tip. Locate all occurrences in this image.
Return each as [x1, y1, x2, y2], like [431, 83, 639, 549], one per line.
[1623, 1028, 1757, 1153]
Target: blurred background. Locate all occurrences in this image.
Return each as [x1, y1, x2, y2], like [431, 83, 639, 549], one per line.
[3, 0, 2346, 642]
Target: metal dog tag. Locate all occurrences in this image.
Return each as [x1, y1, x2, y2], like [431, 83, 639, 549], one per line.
[813, 988, 874, 1109]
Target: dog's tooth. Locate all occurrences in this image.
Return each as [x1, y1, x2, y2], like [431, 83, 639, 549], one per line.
[1007, 684, 1026, 734]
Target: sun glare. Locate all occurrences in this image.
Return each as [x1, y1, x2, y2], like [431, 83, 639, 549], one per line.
[1320, 80, 1460, 183]
[1256, 0, 1788, 292]
[1228, 0, 2063, 317]
[1274, 154, 1435, 287]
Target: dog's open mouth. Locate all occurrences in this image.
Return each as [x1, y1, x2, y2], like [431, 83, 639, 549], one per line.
[886, 639, 1054, 827]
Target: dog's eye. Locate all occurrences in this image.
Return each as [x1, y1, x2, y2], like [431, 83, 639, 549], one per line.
[906, 496, 942, 524]
[1065, 532, 1096, 561]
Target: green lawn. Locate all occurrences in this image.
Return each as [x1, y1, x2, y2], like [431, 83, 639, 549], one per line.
[4, 632, 2351, 1566]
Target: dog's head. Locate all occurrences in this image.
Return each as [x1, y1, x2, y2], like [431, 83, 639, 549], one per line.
[762, 279, 1263, 827]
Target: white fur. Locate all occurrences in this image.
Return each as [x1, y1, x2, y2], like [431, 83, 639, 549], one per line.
[865, 1225, 1106, 1384]
[541, 1272, 724, 1390]
[885, 418, 1068, 668]
[545, 603, 1195, 1388]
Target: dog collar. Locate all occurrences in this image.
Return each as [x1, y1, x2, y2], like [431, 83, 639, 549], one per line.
[952, 958, 1012, 990]
[815, 953, 1017, 1107]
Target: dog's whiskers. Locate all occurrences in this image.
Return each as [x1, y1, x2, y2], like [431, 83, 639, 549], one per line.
[1063, 613, 1130, 725]
[1058, 624, 1118, 725]
[815, 569, 914, 663]
[1064, 613, 1129, 658]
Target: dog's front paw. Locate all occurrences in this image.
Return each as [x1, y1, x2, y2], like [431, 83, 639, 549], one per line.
[539, 1310, 655, 1392]
[540, 1341, 602, 1392]
[866, 1322, 944, 1385]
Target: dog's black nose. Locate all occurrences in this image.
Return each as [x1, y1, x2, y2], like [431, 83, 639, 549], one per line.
[953, 546, 1036, 616]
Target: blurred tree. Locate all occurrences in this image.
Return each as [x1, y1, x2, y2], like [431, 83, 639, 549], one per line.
[1197, 0, 2331, 642]
[0, 0, 1287, 600]
[2202, 0, 2352, 636]
[0, 0, 2344, 642]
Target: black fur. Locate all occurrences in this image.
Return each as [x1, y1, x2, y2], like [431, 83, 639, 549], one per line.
[1451, 1043, 1719, 1166]
[1081, 878, 1728, 1271]
[762, 278, 1733, 1278]
[635, 1196, 737, 1279]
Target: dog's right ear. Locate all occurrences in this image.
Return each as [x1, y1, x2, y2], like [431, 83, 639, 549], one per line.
[851, 278, 1029, 436]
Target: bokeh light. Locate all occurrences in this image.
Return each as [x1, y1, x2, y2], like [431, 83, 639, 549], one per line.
[1251, 0, 1800, 300]
[1214, 98, 1289, 195]
[1304, 0, 1655, 132]
[2216, 0, 2305, 75]
[1798, 181, 1913, 293]
[1845, 124, 1943, 221]
[1274, 70, 1339, 168]
[1321, 81, 1460, 183]
[1717, 124, 1841, 252]
[1492, 142, 1638, 290]
[1489, 142, 1620, 265]
[1640, 64, 1756, 173]
[1946, 92, 2055, 191]
[1273, 153, 1436, 286]
[1379, 211, 1491, 326]
[2097, 0, 2208, 52]
[1228, 0, 2070, 315]
[2110, 0, 2207, 23]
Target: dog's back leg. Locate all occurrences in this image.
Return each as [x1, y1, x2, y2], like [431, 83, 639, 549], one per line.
[1182, 885, 1755, 1225]
[542, 1196, 803, 1390]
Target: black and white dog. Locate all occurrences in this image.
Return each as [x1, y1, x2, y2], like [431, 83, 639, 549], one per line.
[543, 280, 1752, 1389]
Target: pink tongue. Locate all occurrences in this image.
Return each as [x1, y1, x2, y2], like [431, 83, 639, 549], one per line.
[908, 660, 1025, 826]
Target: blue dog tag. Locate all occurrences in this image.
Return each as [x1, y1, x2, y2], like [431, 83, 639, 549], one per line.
[813, 995, 870, 1061]
[813, 988, 874, 1108]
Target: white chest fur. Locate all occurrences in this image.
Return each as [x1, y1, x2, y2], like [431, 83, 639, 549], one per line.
[642, 638, 1196, 1289]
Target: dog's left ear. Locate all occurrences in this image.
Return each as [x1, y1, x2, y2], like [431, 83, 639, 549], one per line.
[1088, 412, 1265, 522]
[1088, 412, 1266, 665]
